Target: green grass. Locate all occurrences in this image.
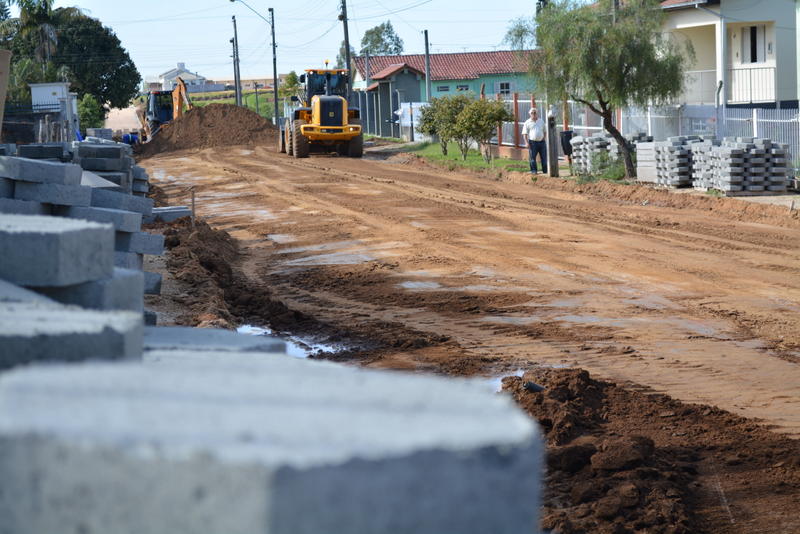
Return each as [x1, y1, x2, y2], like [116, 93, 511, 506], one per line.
[365, 135, 403, 143]
[407, 141, 530, 174]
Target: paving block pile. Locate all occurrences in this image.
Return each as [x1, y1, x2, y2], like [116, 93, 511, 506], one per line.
[570, 132, 652, 174]
[0, 141, 165, 325]
[637, 136, 792, 194]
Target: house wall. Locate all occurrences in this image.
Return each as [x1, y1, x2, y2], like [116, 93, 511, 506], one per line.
[663, 1, 798, 105]
[671, 25, 716, 71]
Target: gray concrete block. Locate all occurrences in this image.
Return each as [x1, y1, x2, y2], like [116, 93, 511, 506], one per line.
[144, 309, 157, 326]
[0, 279, 56, 304]
[81, 170, 123, 191]
[114, 251, 143, 270]
[132, 166, 148, 180]
[14, 182, 91, 207]
[0, 177, 13, 198]
[0, 156, 82, 186]
[144, 326, 286, 354]
[115, 231, 164, 255]
[0, 301, 142, 369]
[77, 144, 127, 159]
[17, 144, 64, 160]
[95, 171, 132, 192]
[53, 205, 142, 233]
[80, 157, 127, 172]
[35, 268, 144, 311]
[91, 188, 153, 216]
[0, 356, 541, 533]
[132, 179, 149, 193]
[0, 197, 49, 215]
[143, 206, 191, 224]
[144, 271, 162, 294]
[0, 214, 114, 287]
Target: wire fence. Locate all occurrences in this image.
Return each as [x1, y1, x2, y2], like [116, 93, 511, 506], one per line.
[488, 94, 799, 171]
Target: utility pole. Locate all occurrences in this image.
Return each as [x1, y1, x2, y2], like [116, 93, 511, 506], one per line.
[339, 0, 352, 100]
[423, 30, 432, 102]
[365, 52, 371, 134]
[269, 7, 279, 124]
[231, 16, 242, 106]
[254, 83, 260, 114]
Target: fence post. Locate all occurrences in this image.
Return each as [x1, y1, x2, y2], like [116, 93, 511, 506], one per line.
[496, 93, 503, 146]
[646, 106, 653, 137]
[752, 108, 759, 138]
[513, 92, 520, 148]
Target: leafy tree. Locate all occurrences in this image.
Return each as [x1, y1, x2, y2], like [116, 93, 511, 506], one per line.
[416, 100, 444, 154]
[456, 99, 513, 163]
[0, 1, 10, 21]
[506, 0, 691, 178]
[77, 93, 105, 132]
[279, 70, 300, 98]
[335, 40, 355, 69]
[50, 11, 140, 108]
[435, 94, 474, 160]
[359, 21, 403, 55]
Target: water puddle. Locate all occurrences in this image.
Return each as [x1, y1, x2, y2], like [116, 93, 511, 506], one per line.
[480, 315, 543, 325]
[538, 264, 576, 277]
[410, 221, 430, 229]
[237, 325, 341, 358]
[547, 297, 584, 308]
[483, 226, 538, 238]
[278, 240, 361, 254]
[399, 281, 442, 290]
[238, 149, 254, 156]
[267, 234, 296, 244]
[623, 295, 678, 310]
[283, 251, 375, 266]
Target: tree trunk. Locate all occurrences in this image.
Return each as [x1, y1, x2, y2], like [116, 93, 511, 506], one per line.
[439, 138, 448, 155]
[602, 111, 636, 179]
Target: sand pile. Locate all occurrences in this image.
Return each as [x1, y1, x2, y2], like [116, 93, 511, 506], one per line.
[139, 103, 277, 157]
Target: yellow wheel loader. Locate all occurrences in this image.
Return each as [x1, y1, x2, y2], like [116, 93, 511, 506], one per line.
[278, 68, 362, 158]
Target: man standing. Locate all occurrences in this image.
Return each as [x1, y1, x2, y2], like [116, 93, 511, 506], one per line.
[522, 107, 547, 174]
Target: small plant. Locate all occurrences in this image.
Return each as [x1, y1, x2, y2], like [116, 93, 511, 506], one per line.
[706, 189, 723, 197]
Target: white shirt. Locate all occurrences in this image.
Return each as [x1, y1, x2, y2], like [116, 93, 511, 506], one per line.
[522, 117, 545, 142]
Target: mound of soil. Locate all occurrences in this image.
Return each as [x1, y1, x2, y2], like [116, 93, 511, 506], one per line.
[503, 368, 800, 534]
[139, 103, 277, 157]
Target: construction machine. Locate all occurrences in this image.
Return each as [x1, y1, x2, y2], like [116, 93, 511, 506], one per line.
[278, 68, 362, 158]
[137, 77, 193, 142]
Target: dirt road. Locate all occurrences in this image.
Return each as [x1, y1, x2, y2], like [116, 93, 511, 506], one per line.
[143, 145, 800, 434]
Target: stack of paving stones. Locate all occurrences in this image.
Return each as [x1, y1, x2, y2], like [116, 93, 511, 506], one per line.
[0, 214, 144, 368]
[635, 141, 658, 183]
[0, 151, 165, 325]
[654, 136, 697, 187]
[570, 132, 652, 174]
[689, 137, 721, 191]
[74, 142, 135, 194]
[16, 143, 68, 162]
[690, 137, 791, 194]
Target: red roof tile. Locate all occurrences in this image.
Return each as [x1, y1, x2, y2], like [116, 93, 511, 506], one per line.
[370, 63, 425, 80]
[352, 50, 533, 82]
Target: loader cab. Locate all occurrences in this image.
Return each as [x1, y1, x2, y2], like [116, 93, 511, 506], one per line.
[300, 69, 349, 103]
[146, 91, 173, 126]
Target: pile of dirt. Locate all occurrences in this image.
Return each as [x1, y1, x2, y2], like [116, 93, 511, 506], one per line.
[138, 103, 277, 158]
[503, 368, 800, 534]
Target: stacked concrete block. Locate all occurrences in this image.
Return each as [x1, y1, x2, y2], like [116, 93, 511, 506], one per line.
[132, 165, 150, 197]
[765, 141, 790, 193]
[143, 205, 192, 223]
[0, 356, 543, 533]
[86, 127, 113, 140]
[691, 137, 791, 195]
[654, 137, 693, 187]
[571, 132, 652, 175]
[635, 142, 657, 183]
[689, 138, 720, 190]
[16, 143, 66, 161]
[75, 143, 134, 194]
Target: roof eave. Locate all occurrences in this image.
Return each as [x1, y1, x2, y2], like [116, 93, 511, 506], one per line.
[661, 0, 709, 11]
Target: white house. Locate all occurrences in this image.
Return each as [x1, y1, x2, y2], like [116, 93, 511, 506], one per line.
[663, 0, 799, 107]
[158, 63, 207, 90]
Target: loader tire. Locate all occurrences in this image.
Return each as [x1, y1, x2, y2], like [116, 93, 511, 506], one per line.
[293, 119, 309, 158]
[348, 119, 363, 158]
[285, 123, 294, 156]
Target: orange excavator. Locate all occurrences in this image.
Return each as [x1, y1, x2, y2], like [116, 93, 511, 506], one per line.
[137, 77, 193, 142]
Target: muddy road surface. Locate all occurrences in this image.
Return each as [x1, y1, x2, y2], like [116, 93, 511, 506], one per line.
[141, 144, 800, 533]
[143, 145, 800, 434]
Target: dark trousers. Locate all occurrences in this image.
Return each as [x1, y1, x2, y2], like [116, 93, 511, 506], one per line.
[528, 140, 547, 173]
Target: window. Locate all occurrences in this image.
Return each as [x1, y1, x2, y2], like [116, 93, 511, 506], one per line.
[495, 81, 515, 95]
[437, 85, 450, 92]
[742, 25, 766, 64]
[456, 84, 470, 91]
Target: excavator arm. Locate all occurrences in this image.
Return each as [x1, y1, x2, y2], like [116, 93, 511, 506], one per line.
[172, 77, 193, 120]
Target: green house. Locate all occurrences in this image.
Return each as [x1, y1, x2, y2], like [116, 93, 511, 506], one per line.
[351, 51, 536, 137]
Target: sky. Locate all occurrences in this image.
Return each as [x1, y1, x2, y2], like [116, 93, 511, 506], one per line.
[26, 0, 538, 82]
